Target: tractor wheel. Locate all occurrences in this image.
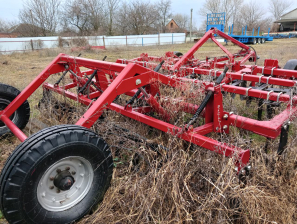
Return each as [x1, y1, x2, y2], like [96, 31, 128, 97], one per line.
[283, 59, 297, 70]
[0, 83, 30, 137]
[174, 51, 183, 57]
[0, 125, 113, 224]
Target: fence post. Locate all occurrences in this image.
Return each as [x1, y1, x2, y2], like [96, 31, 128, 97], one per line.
[158, 33, 160, 45]
[126, 36, 128, 46]
[30, 39, 34, 51]
[103, 36, 105, 48]
[172, 34, 173, 44]
[185, 34, 186, 43]
[142, 37, 143, 46]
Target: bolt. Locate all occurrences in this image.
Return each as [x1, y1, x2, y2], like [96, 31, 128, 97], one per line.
[223, 125, 228, 130]
[136, 79, 141, 85]
[229, 112, 234, 115]
[56, 189, 61, 193]
[71, 171, 76, 175]
[42, 192, 46, 198]
[223, 114, 228, 119]
[52, 197, 56, 202]
[49, 176, 54, 181]
[49, 186, 54, 190]
[216, 127, 219, 131]
[66, 167, 70, 171]
[56, 169, 61, 173]
[78, 163, 82, 167]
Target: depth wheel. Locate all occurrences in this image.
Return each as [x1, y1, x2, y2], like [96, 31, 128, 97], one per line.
[0, 83, 30, 137]
[0, 125, 113, 224]
[174, 51, 183, 57]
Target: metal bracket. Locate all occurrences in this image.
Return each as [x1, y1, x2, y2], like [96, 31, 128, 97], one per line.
[276, 92, 282, 103]
[258, 75, 264, 83]
[271, 67, 276, 76]
[241, 73, 245, 80]
[267, 90, 273, 100]
[246, 87, 252, 96]
[266, 76, 271, 84]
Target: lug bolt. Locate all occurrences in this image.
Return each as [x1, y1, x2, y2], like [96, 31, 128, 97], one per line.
[56, 169, 61, 173]
[223, 125, 228, 130]
[49, 186, 54, 190]
[49, 176, 54, 181]
[71, 171, 76, 175]
[223, 114, 228, 119]
[66, 167, 70, 171]
[56, 189, 61, 193]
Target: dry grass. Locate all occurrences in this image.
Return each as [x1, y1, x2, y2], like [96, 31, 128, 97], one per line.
[0, 38, 297, 223]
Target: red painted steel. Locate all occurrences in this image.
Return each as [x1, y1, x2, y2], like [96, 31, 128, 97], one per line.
[1, 28, 297, 172]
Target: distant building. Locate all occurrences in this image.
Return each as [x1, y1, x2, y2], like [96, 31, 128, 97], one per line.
[0, 33, 18, 38]
[274, 8, 297, 31]
[7, 23, 48, 37]
[166, 19, 180, 32]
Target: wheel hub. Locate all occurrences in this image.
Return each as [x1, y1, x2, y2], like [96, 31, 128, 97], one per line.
[54, 170, 75, 191]
[37, 156, 94, 212]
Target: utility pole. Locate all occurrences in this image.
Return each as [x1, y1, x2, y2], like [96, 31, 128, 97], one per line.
[190, 8, 193, 42]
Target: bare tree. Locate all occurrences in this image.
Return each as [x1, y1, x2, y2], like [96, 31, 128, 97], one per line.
[116, 0, 159, 35]
[269, 0, 292, 20]
[0, 18, 15, 33]
[235, 1, 265, 30]
[199, 0, 243, 29]
[106, 0, 121, 36]
[115, 2, 131, 35]
[62, 0, 90, 35]
[157, 0, 172, 33]
[61, 0, 107, 35]
[172, 13, 189, 31]
[19, 0, 60, 36]
[87, 0, 107, 34]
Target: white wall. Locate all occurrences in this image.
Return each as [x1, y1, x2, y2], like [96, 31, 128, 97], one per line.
[0, 33, 186, 54]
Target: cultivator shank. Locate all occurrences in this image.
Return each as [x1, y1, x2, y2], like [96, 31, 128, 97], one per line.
[0, 28, 297, 224]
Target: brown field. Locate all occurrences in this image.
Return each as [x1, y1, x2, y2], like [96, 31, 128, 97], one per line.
[0, 38, 297, 223]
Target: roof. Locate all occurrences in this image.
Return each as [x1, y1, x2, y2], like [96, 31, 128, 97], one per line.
[166, 19, 179, 28]
[280, 8, 297, 18]
[274, 19, 297, 23]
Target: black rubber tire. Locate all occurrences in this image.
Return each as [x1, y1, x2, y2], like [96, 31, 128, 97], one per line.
[0, 125, 113, 224]
[283, 59, 297, 70]
[174, 51, 183, 57]
[253, 38, 257, 45]
[0, 83, 30, 137]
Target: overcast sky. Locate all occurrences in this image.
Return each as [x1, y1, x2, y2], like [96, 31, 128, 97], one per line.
[1, 0, 297, 30]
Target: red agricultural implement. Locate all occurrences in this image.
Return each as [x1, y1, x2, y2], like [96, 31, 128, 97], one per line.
[1, 28, 297, 223]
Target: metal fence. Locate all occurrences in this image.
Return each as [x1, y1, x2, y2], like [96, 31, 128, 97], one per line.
[0, 33, 186, 54]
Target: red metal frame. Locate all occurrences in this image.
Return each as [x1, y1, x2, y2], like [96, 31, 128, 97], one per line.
[1, 28, 297, 171]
